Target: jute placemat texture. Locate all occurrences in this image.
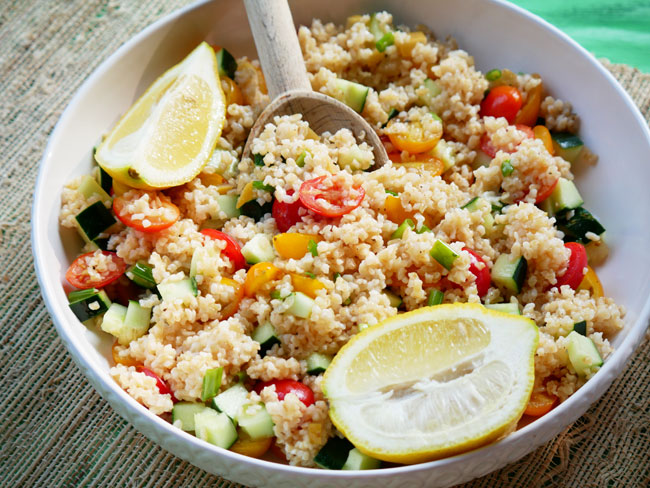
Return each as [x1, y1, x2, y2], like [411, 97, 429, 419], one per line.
[0, 1, 648, 486]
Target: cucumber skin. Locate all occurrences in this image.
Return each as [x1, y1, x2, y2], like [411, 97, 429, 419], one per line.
[314, 437, 354, 470]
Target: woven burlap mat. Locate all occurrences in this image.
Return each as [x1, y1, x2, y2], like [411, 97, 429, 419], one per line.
[1, 1, 648, 486]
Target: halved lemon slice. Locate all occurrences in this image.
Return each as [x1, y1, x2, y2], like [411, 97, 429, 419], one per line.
[323, 303, 538, 464]
[95, 42, 226, 189]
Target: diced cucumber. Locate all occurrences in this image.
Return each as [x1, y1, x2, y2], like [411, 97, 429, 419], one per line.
[551, 132, 584, 163]
[391, 219, 414, 239]
[68, 288, 111, 323]
[419, 77, 442, 107]
[306, 352, 332, 375]
[432, 139, 456, 172]
[189, 245, 220, 279]
[383, 289, 403, 308]
[78, 175, 111, 205]
[573, 320, 587, 336]
[201, 367, 224, 402]
[368, 13, 385, 40]
[172, 402, 210, 432]
[314, 436, 354, 470]
[461, 197, 480, 211]
[252, 322, 280, 356]
[98, 166, 113, 194]
[566, 330, 603, 376]
[342, 448, 381, 470]
[211, 383, 249, 421]
[427, 289, 444, 306]
[126, 262, 156, 289]
[285, 292, 314, 319]
[194, 409, 238, 449]
[543, 177, 583, 214]
[75, 201, 116, 242]
[556, 207, 605, 244]
[100, 300, 151, 345]
[216, 47, 237, 79]
[338, 146, 372, 171]
[485, 303, 521, 315]
[158, 278, 198, 301]
[472, 149, 493, 169]
[237, 403, 275, 440]
[491, 254, 527, 294]
[334, 79, 369, 113]
[430, 240, 458, 270]
[215, 194, 241, 219]
[240, 200, 273, 222]
[241, 234, 276, 264]
[381, 108, 399, 128]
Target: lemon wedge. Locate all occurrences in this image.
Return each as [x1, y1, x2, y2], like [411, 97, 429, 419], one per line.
[323, 303, 538, 464]
[95, 42, 226, 189]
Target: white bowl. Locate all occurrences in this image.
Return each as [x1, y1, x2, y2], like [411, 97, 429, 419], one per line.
[32, 0, 650, 486]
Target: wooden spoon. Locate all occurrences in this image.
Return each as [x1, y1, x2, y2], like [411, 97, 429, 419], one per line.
[242, 0, 388, 168]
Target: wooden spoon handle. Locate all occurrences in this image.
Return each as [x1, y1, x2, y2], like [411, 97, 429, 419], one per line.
[243, 0, 311, 99]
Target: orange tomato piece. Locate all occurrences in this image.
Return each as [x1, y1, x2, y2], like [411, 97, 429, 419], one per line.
[220, 278, 244, 319]
[290, 273, 326, 299]
[577, 266, 604, 298]
[390, 151, 445, 177]
[384, 195, 415, 223]
[533, 125, 555, 156]
[221, 76, 244, 106]
[273, 233, 321, 260]
[388, 120, 442, 154]
[515, 82, 543, 127]
[524, 390, 558, 417]
[230, 435, 273, 458]
[243, 262, 281, 297]
[112, 341, 139, 367]
[198, 172, 226, 187]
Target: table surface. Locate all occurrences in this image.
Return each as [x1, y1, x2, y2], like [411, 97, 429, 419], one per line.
[510, 0, 650, 73]
[0, 1, 648, 488]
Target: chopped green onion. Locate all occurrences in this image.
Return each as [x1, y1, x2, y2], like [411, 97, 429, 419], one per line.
[201, 367, 223, 402]
[430, 240, 459, 270]
[295, 151, 307, 168]
[391, 219, 415, 239]
[416, 225, 431, 234]
[385, 189, 398, 197]
[333, 272, 341, 281]
[431, 112, 442, 123]
[252, 180, 274, 192]
[461, 197, 479, 210]
[304, 271, 316, 279]
[270, 290, 283, 300]
[501, 160, 514, 177]
[427, 289, 444, 306]
[485, 69, 502, 82]
[236, 371, 248, 383]
[375, 31, 395, 52]
[253, 153, 265, 166]
[308, 239, 319, 257]
[343, 297, 352, 306]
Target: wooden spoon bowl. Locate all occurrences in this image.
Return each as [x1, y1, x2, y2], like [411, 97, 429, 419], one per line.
[242, 0, 387, 168]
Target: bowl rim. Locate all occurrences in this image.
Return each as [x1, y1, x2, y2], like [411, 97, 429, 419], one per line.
[32, 0, 650, 482]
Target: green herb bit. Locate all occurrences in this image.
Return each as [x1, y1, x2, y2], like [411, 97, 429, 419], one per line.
[253, 153, 265, 166]
[333, 272, 341, 281]
[201, 367, 223, 402]
[304, 271, 316, 279]
[427, 289, 444, 306]
[501, 160, 514, 177]
[391, 219, 415, 239]
[295, 151, 307, 168]
[485, 69, 502, 82]
[416, 225, 431, 234]
[375, 31, 395, 52]
[430, 112, 442, 123]
[308, 239, 319, 257]
[270, 290, 283, 300]
[385, 189, 398, 197]
[252, 180, 274, 192]
[343, 297, 352, 306]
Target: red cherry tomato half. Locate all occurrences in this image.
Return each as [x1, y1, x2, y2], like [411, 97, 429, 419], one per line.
[463, 247, 491, 297]
[555, 242, 588, 290]
[200, 229, 247, 270]
[272, 189, 306, 232]
[299, 175, 365, 218]
[480, 85, 523, 124]
[534, 178, 559, 204]
[254, 379, 315, 407]
[136, 366, 177, 402]
[65, 251, 126, 290]
[113, 194, 180, 233]
[515, 124, 535, 140]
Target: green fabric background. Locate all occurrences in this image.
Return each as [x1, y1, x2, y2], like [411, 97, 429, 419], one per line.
[510, 0, 650, 73]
